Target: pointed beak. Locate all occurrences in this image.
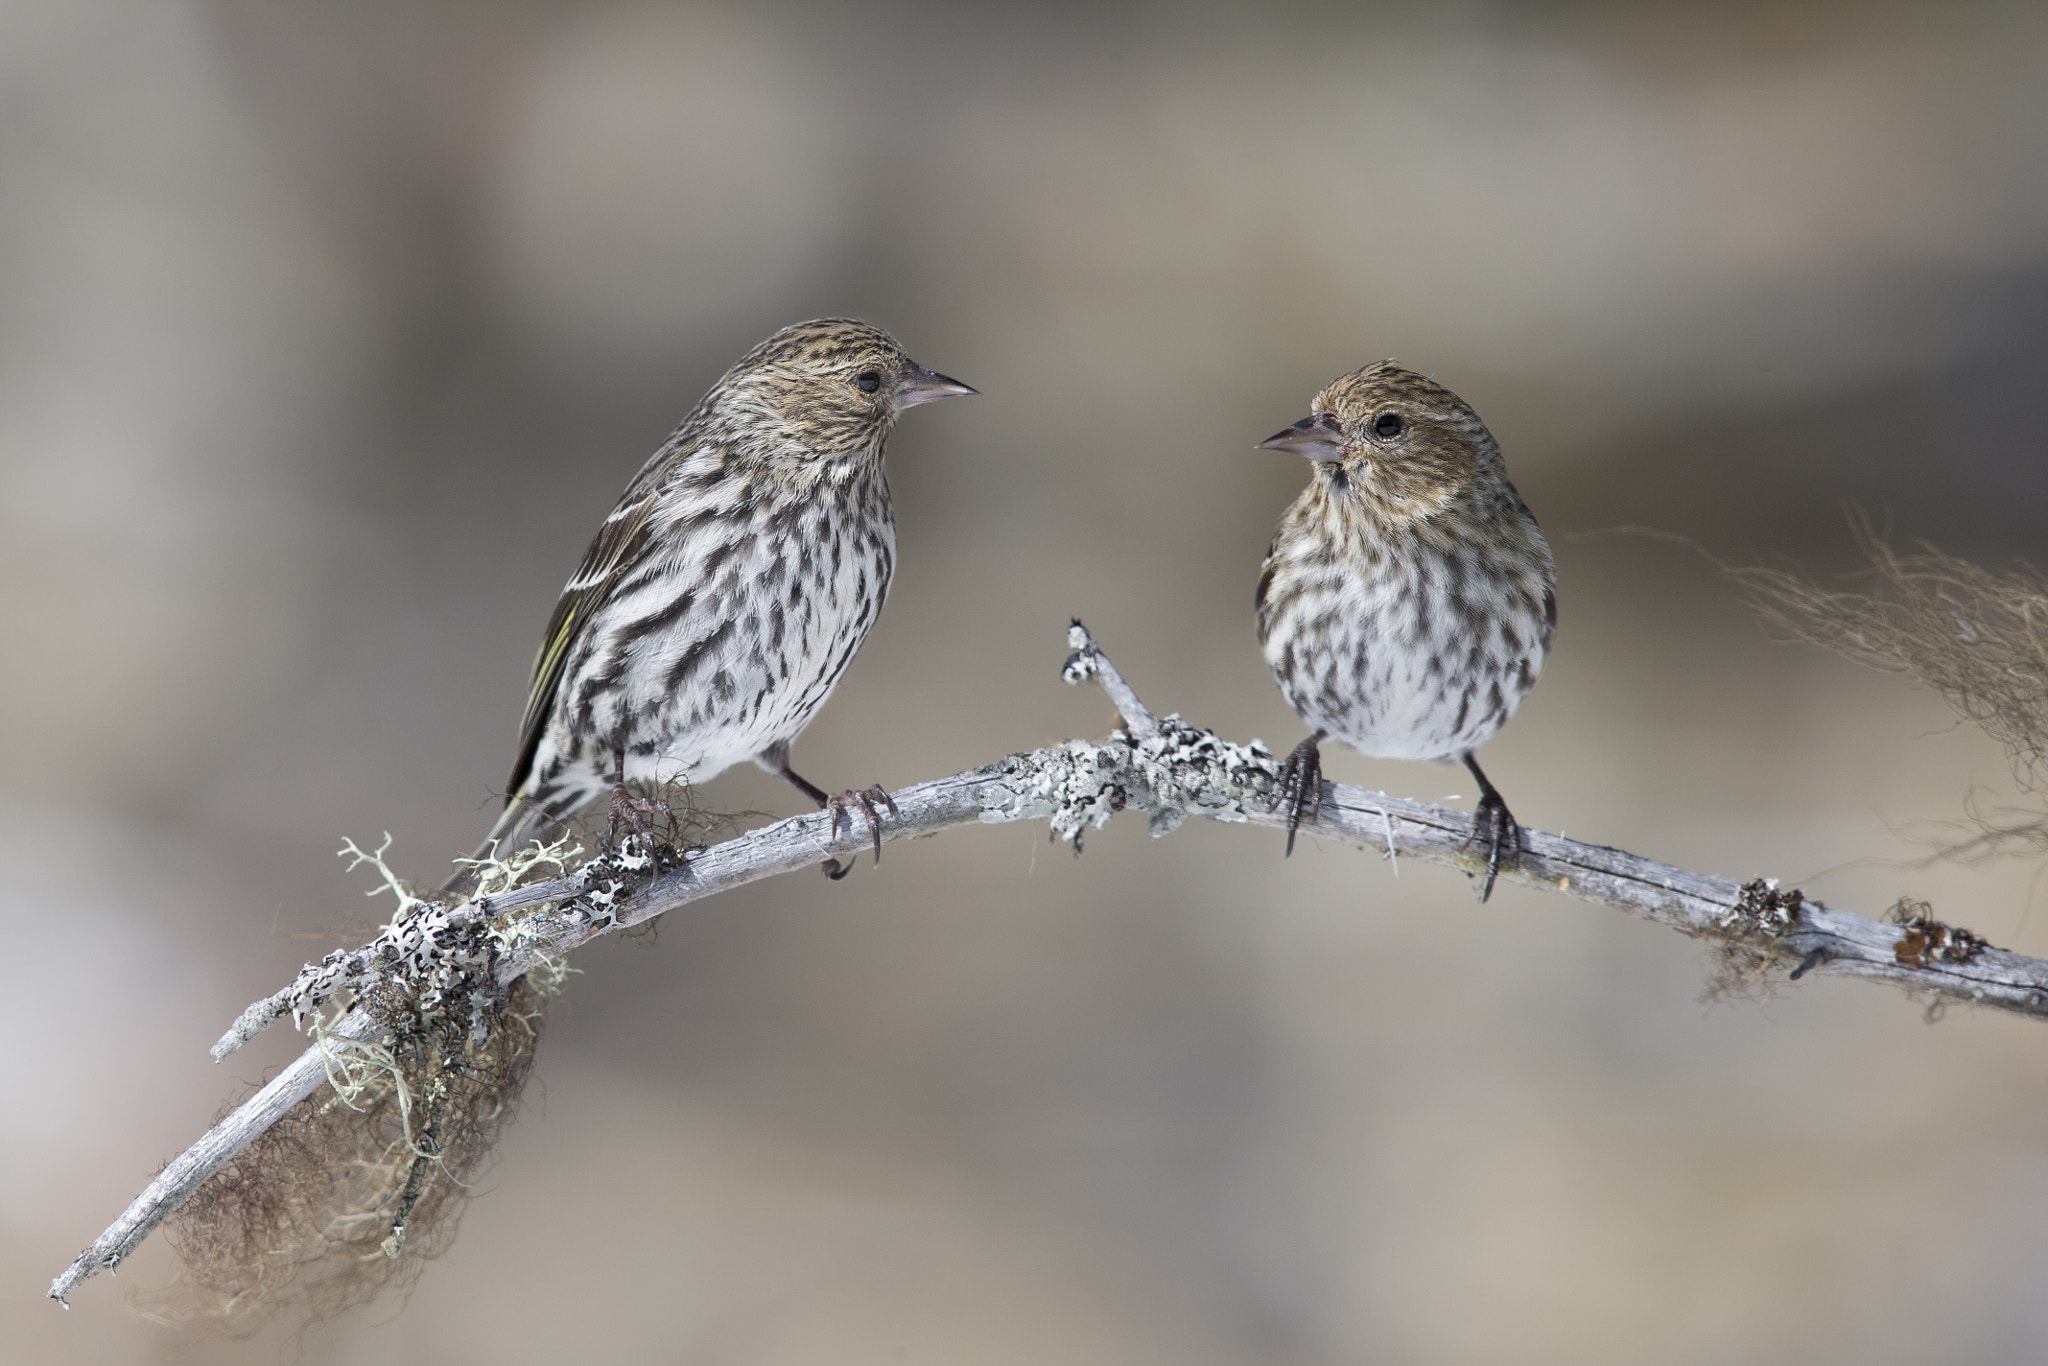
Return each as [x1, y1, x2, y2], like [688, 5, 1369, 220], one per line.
[1258, 413, 1346, 461]
[897, 363, 978, 408]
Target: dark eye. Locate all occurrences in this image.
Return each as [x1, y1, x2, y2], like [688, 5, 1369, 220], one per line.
[1372, 411, 1405, 439]
[855, 371, 882, 394]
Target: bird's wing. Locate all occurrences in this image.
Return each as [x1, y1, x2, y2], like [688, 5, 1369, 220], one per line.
[504, 490, 661, 804]
[1253, 545, 1280, 637]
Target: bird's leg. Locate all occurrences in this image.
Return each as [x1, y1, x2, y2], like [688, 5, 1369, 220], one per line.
[1274, 734, 1325, 857]
[771, 762, 831, 807]
[770, 757, 897, 881]
[605, 745, 630, 847]
[1460, 754, 1522, 904]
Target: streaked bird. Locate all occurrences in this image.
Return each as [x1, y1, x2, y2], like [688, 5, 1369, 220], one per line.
[1255, 360, 1554, 900]
[479, 318, 974, 878]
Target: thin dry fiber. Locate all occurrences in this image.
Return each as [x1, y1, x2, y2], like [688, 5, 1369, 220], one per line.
[1735, 520, 2048, 861]
[138, 977, 543, 1336]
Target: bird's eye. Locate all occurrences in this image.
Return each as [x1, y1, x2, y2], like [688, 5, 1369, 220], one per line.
[855, 371, 882, 394]
[1372, 411, 1405, 439]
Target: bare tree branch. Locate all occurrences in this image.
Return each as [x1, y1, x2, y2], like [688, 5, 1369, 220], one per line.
[48, 621, 2046, 1308]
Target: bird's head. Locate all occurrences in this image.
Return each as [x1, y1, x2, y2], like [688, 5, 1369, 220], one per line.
[720, 318, 976, 466]
[1258, 361, 1498, 515]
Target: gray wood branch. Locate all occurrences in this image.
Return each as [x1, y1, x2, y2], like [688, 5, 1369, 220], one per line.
[49, 623, 2048, 1306]
[48, 1004, 383, 1307]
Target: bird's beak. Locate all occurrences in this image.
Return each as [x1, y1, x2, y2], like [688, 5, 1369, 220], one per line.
[1258, 413, 1346, 461]
[897, 363, 979, 408]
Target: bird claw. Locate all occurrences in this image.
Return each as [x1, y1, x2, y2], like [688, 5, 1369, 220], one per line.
[821, 784, 897, 880]
[605, 782, 664, 851]
[1273, 737, 1324, 858]
[1463, 791, 1521, 903]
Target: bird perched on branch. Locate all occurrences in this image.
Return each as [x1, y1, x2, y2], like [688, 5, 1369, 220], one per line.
[1255, 361, 1554, 901]
[480, 318, 974, 879]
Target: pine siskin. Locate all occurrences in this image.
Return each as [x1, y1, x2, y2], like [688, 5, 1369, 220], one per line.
[481, 318, 974, 877]
[1255, 361, 1555, 901]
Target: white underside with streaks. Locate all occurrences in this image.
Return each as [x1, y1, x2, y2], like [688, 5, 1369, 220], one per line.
[1261, 524, 1550, 763]
[528, 460, 893, 814]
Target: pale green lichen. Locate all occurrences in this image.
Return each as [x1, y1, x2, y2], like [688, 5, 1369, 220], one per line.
[337, 832, 430, 920]
[450, 830, 585, 903]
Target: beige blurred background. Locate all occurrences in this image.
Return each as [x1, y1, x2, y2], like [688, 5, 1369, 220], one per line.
[8, 1, 2048, 1361]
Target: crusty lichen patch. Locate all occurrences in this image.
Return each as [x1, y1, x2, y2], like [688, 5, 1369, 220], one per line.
[1704, 878, 1808, 1004]
[974, 720, 1278, 852]
[1721, 878, 1805, 941]
[1887, 896, 1989, 969]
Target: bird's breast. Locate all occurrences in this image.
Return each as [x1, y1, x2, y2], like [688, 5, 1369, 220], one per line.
[1259, 512, 1551, 761]
[562, 482, 895, 784]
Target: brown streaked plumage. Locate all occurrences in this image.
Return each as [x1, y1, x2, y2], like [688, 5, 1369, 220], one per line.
[478, 318, 974, 878]
[1255, 360, 1554, 900]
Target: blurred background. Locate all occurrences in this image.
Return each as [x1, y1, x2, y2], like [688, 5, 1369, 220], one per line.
[7, 1, 2048, 1361]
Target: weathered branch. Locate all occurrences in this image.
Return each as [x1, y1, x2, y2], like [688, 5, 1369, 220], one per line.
[49, 621, 2048, 1306]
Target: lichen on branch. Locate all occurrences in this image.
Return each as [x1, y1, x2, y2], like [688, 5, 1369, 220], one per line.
[50, 621, 2048, 1329]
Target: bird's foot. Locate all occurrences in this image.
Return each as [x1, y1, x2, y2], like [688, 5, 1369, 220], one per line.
[1273, 737, 1324, 858]
[821, 784, 899, 881]
[605, 781, 665, 852]
[1463, 791, 1522, 904]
